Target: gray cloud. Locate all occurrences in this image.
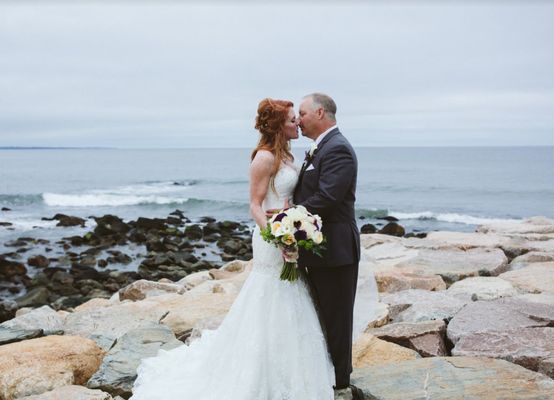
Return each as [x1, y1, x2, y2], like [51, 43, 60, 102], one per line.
[0, 2, 553, 147]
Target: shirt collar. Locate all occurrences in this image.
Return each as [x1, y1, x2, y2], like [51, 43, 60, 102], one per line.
[314, 125, 338, 146]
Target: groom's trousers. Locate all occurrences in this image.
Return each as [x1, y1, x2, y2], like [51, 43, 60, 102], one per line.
[306, 262, 358, 389]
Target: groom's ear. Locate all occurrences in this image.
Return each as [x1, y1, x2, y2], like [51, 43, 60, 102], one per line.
[316, 107, 325, 119]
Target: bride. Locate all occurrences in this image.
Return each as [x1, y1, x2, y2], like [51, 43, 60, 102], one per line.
[130, 98, 335, 399]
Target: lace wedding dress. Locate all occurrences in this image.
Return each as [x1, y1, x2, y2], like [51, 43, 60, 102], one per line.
[130, 164, 335, 400]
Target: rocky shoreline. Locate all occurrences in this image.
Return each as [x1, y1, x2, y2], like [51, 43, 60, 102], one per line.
[0, 215, 553, 399]
[0, 210, 253, 322]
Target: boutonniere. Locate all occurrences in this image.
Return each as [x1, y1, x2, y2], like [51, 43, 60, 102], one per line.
[305, 143, 318, 163]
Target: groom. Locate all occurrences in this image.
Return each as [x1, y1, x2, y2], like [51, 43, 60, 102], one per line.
[293, 93, 361, 397]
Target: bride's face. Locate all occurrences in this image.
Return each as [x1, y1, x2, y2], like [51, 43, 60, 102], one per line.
[283, 107, 299, 140]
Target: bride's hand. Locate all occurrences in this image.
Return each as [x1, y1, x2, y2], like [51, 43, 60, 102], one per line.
[265, 208, 280, 218]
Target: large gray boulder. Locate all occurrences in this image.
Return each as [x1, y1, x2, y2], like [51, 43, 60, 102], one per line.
[379, 289, 469, 323]
[87, 324, 181, 398]
[446, 276, 520, 301]
[499, 262, 554, 294]
[394, 247, 509, 286]
[452, 327, 554, 378]
[447, 296, 554, 345]
[351, 356, 554, 399]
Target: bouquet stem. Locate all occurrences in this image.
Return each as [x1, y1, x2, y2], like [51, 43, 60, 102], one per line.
[280, 261, 299, 282]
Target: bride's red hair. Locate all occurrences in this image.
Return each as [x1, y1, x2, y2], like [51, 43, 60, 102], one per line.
[252, 98, 295, 192]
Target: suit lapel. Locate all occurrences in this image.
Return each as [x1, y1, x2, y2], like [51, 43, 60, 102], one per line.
[295, 128, 341, 194]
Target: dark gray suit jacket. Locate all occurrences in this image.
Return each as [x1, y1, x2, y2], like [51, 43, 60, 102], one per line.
[293, 128, 360, 268]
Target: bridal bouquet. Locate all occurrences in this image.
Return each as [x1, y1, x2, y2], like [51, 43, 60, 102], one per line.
[260, 205, 325, 282]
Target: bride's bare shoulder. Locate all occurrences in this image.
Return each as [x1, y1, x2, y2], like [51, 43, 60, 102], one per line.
[251, 150, 274, 168]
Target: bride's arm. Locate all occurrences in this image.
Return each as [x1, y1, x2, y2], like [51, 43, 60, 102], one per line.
[249, 150, 274, 229]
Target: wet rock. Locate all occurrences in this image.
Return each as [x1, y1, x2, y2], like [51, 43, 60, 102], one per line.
[452, 327, 554, 377]
[0, 300, 18, 323]
[199, 216, 216, 223]
[0, 258, 27, 283]
[19, 385, 115, 400]
[118, 279, 186, 301]
[360, 224, 377, 234]
[87, 324, 181, 398]
[97, 259, 108, 268]
[365, 320, 448, 357]
[15, 287, 51, 308]
[166, 216, 182, 225]
[0, 335, 104, 399]
[1, 207, 11, 211]
[0, 221, 13, 227]
[379, 222, 405, 237]
[106, 251, 132, 265]
[169, 209, 186, 218]
[71, 264, 104, 282]
[352, 333, 421, 368]
[217, 238, 242, 254]
[184, 224, 203, 240]
[93, 215, 130, 237]
[351, 356, 554, 400]
[43, 213, 86, 227]
[135, 217, 167, 231]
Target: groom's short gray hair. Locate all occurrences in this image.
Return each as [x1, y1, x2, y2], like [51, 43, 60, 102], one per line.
[305, 93, 337, 121]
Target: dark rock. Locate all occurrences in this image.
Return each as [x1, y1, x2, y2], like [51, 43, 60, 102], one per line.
[169, 209, 186, 219]
[106, 252, 132, 265]
[27, 255, 50, 268]
[203, 233, 220, 243]
[360, 224, 377, 234]
[93, 215, 130, 236]
[136, 217, 167, 231]
[70, 264, 104, 281]
[1, 207, 11, 211]
[146, 238, 165, 252]
[189, 260, 214, 272]
[217, 238, 242, 255]
[378, 216, 399, 222]
[98, 259, 108, 268]
[52, 295, 90, 310]
[44, 213, 86, 227]
[15, 286, 51, 308]
[0, 327, 43, 345]
[0, 300, 18, 323]
[0, 257, 27, 278]
[184, 224, 203, 240]
[4, 238, 33, 247]
[166, 216, 182, 226]
[0, 222, 13, 227]
[379, 222, 406, 237]
[199, 216, 216, 223]
[128, 230, 147, 243]
[404, 232, 428, 239]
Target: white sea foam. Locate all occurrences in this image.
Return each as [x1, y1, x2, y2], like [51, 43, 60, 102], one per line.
[41, 181, 192, 207]
[43, 193, 189, 207]
[389, 210, 523, 226]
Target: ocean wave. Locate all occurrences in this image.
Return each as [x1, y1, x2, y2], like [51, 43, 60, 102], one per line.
[388, 210, 523, 225]
[0, 194, 43, 206]
[42, 193, 190, 207]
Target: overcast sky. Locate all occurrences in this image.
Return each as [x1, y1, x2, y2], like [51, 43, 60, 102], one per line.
[1, 1, 553, 148]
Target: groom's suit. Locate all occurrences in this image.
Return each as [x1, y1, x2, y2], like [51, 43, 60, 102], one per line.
[293, 127, 360, 389]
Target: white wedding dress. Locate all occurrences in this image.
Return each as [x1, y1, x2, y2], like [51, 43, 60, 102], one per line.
[130, 164, 335, 400]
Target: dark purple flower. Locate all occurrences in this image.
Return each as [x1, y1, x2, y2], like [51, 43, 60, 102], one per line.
[274, 212, 287, 222]
[294, 220, 302, 229]
[294, 230, 307, 241]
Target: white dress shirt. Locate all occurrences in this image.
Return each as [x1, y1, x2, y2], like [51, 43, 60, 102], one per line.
[314, 125, 338, 146]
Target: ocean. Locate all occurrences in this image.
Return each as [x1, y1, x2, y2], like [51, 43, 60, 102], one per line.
[1, 146, 553, 253]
